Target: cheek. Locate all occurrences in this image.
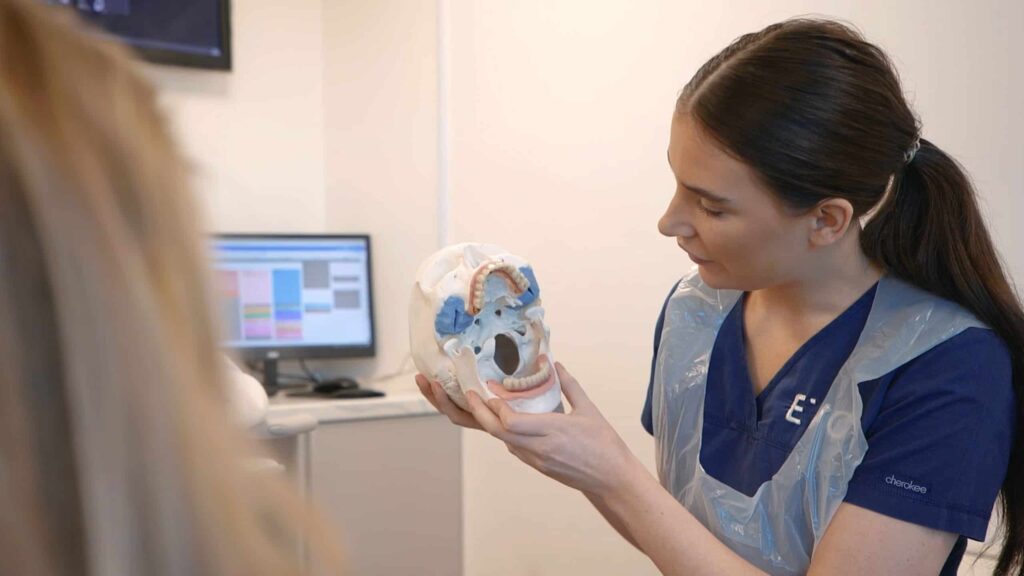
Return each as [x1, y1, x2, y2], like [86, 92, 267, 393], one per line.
[744, 222, 806, 277]
[708, 220, 790, 274]
[700, 220, 751, 260]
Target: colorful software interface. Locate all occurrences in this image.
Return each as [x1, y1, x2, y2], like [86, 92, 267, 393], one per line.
[212, 237, 372, 349]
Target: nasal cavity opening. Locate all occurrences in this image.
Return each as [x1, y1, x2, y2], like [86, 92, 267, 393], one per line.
[493, 333, 520, 376]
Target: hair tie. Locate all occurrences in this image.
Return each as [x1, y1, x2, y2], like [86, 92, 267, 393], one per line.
[904, 138, 921, 164]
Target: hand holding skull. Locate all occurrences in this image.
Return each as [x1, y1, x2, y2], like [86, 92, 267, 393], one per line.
[463, 362, 642, 497]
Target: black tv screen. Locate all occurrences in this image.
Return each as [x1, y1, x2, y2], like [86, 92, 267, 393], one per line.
[48, 0, 231, 70]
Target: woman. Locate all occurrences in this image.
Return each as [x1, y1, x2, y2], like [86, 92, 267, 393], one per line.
[0, 1, 343, 574]
[417, 18, 1022, 575]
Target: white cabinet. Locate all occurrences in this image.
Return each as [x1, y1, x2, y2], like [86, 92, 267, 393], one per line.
[262, 392, 462, 576]
[309, 414, 462, 576]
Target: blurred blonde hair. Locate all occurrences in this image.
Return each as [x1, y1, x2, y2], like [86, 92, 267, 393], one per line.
[0, 1, 344, 574]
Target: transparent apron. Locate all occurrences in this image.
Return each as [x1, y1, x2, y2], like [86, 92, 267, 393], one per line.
[651, 271, 986, 574]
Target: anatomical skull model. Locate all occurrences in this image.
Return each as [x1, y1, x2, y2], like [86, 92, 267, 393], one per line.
[409, 243, 562, 414]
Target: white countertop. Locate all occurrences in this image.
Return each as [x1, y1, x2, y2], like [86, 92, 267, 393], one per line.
[266, 371, 439, 424]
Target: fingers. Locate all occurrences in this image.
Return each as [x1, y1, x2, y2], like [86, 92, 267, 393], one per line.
[415, 374, 483, 430]
[414, 374, 441, 411]
[485, 396, 553, 437]
[433, 382, 485, 430]
[414, 373, 559, 440]
[465, 390, 553, 442]
[464, 390, 509, 438]
[554, 362, 593, 413]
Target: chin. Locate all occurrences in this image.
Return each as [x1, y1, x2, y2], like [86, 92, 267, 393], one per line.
[694, 264, 743, 291]
[694, 264, 724, 288]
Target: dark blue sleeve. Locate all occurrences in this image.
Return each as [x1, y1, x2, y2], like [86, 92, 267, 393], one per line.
[844, 328, 1016, 540]
[642, 281, 682, 436]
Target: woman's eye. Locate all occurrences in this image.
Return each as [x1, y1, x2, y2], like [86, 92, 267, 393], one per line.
[698, 203, 724, 217]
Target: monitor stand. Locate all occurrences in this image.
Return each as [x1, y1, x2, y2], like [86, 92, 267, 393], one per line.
[260, 356, 280, 396]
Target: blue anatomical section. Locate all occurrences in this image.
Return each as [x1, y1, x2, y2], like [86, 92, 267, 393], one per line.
[435, 295, 475, 335]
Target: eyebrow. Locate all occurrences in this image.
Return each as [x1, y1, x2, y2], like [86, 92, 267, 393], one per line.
[666, 150, 731, 205]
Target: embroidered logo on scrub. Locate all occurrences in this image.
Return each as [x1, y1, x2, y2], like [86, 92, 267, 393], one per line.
[785, 393, 817, 425]
[886, 474, 930, 495]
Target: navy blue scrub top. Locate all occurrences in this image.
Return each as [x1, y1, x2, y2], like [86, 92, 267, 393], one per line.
[641, 280, 1016, 575]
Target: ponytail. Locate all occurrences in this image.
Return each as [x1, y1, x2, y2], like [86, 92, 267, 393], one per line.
[862, 139, 1024, 576]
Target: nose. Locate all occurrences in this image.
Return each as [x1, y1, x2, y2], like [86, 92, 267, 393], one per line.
[658, 192, 697, 239]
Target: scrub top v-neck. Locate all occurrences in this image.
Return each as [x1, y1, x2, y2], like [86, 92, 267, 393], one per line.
[699, 285, 876, 496]
[642, 280, 1015, 575]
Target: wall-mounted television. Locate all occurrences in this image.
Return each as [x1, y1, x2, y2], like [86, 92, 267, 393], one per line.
[48, 0, 231, 71]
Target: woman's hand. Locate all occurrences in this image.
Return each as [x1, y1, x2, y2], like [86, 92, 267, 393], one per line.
[472, 363, 641, 496]
[414, 373, 483, 430]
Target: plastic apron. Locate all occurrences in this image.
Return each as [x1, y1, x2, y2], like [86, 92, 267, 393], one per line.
[651, 270, 987, 575]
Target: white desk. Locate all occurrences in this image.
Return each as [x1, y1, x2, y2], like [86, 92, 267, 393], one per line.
[268, 390, 435, 424]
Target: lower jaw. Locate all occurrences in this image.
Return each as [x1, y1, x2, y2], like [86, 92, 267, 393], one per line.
[486, 355, 556, 400]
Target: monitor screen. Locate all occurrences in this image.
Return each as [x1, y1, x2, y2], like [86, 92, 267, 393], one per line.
[47, 0, 231, 70]
[211, 235, 375, 359]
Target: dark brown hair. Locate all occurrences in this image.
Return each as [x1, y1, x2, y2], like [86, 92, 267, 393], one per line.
[677, 17, 1024, 575]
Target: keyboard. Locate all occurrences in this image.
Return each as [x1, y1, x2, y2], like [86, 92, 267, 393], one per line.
[325, 387, 385, 399]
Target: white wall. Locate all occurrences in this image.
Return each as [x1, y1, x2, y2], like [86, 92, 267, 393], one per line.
[321, 0, 439, 381]
[146, 0, 326, 233]
[148, 1, 1022, 574]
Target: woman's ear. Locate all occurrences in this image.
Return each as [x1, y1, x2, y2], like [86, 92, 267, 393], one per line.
[808, 198, 855, 247]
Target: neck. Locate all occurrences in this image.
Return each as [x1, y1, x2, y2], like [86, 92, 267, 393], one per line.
[746, 233, 884, 326]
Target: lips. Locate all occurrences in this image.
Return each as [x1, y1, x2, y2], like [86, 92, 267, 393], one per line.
[688, 252, 712, 264]
[680, 245, 712, 264]
[676, 239, 710, 263]
[486, 354, 556, 400]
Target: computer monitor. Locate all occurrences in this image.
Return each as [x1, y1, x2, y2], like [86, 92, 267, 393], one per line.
[210, 234, 375, 392]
